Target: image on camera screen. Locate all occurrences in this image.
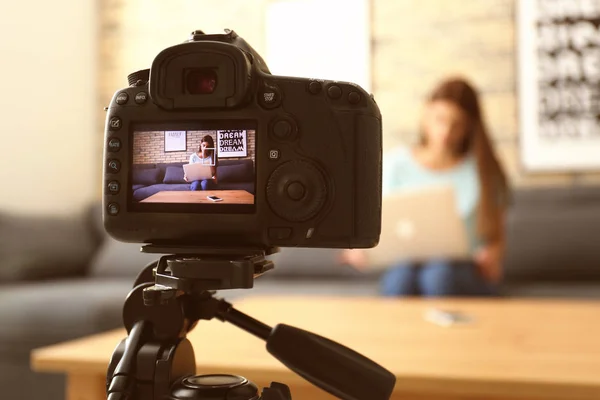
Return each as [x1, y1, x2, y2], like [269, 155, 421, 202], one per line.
[130, 126, 256, 212]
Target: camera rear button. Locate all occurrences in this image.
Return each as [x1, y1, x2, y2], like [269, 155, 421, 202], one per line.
[107, 203, 120, 216]
[107, 181, 120, 194]
[135, 92, 148, 104]
[348, 91, 361, 104]
[273, 120, 293, 140]
[268, 227, 292, 240]
[107, 159, 121, 173]
[116, 92, 129, 105]
[308, 81, 322, 94]
[269, 149, 280, 160]
[327, 85, 342, 99]
[107, 138, 121, 152]
[286, 181, 306, 201]
[259, 85, 282, 109]
[109, 117, 122, 131]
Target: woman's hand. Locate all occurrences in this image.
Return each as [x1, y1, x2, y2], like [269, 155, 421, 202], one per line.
[337, 249, 369, 271]
[473, 243, 503, 283]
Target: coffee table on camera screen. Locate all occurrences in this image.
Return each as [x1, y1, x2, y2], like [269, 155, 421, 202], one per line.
[139, 190, 254, 204]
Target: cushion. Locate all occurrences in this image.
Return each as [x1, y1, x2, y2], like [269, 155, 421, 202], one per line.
[217, 182, 255, 194]
[503, 186, 600, 282]
[0, 209, 97, 282]
[132, 168, 161, 185]
[218, 163, 253, 183]
[163, 166, 186, 184]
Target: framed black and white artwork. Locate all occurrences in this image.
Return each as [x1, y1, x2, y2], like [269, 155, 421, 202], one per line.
[164, 130, 187, 152]
[517, 0, 600, 171]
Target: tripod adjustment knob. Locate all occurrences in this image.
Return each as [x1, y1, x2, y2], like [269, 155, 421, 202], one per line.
[143, 285, 177, 306]
[262, 382, 292, 400]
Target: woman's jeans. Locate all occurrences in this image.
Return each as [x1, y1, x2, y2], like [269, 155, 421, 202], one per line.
[380, 259, 497, 297]
[190, 179, 217, 191]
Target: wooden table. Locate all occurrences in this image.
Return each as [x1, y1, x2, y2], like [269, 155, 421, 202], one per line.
[31, 296, 600, 400]
[140, 190, 254, 204]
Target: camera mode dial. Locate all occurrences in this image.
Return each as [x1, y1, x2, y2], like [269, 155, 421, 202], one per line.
[266, 160, 327, 222]
[127, 69, 150, 86]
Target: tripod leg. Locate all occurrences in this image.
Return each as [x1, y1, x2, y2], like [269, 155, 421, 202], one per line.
[107, 320, 147, 400]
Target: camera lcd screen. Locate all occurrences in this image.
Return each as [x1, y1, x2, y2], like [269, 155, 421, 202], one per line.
[129, 122, 256, 214]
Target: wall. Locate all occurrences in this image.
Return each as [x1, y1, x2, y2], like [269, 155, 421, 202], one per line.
[0, 0, 97, 214]
[133, 130, 256, 164]
[372, 0, 600, 187]
[98, 0, 600, 188]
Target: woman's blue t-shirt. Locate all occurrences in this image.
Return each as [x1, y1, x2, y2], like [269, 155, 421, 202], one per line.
[189, 153, 214, 165]
[382, 146, 482, 254]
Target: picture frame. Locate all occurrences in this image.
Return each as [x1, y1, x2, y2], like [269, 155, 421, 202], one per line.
[164, 130, 187, 152]
[517, 0, 600, 172]
[217, 130, 247, 158]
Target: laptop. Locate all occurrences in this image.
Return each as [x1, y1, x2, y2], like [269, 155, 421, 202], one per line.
[366, 185, 471, 269]
[183, 163, 214, 181]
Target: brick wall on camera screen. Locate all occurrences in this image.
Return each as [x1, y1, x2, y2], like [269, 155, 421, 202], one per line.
[132, 130, 256, 165]
[98, 0, 600, 189]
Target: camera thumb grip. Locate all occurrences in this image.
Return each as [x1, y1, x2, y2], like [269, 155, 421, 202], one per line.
[265, 324, 396, 400]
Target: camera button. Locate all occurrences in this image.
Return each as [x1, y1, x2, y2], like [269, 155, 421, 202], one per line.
[327, 85, 342, 99]
[108, 117, 122, 131]
[308, 81, 322, 94]
[106, 202, 120, 216]
[286, 181, 306, 201]
[269, 149, 280, 160]
[259, 84, 281, 109]
[116, 92, 129, 105]
[268, 227, 292, 240]
[107, 138, 121, 152]
[348, 91, 361, 104]
[107, 159, 121, 174]
[135, 92, 148, 104]
[273, 120, 293, 140]
[107, 180, 120, 195]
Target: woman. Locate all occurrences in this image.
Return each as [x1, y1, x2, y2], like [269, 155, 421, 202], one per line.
[341, 77, 510, 297]
[184, 135, 218, 190]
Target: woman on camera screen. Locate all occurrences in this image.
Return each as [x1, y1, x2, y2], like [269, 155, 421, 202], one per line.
[341, 77, 510, 297]
[184, 134, 218, 190]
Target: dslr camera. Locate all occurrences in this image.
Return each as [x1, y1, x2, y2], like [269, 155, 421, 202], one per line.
[102, 29, 382, 249]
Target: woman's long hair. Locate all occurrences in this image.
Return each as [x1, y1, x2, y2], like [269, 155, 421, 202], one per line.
[200, 135, 215, 159]
[420, 77, 510, 243]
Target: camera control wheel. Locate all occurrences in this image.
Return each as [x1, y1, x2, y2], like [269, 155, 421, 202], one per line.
[266, 160, 327, 222]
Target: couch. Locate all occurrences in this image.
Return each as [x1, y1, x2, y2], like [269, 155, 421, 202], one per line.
[132, 158, 254, 201]
[2, 185, 600, 400]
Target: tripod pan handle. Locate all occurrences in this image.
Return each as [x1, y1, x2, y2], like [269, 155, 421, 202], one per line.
[266, 324, 396, 400]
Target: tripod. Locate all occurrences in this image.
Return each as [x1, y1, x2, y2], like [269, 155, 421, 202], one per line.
[106, 245, 396, 400]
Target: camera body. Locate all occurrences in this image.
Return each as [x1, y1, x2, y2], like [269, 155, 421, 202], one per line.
[102, 30, 382, 249]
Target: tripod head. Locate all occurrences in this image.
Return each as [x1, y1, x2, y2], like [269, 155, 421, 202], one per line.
[106, 245, 396, 400]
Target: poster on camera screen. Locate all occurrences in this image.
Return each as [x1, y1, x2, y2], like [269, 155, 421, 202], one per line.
[217, 130, 247, 158]
[518, 0, 600, 171]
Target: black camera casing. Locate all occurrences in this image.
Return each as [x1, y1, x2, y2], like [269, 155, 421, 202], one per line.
[102, 30, 382, 249]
